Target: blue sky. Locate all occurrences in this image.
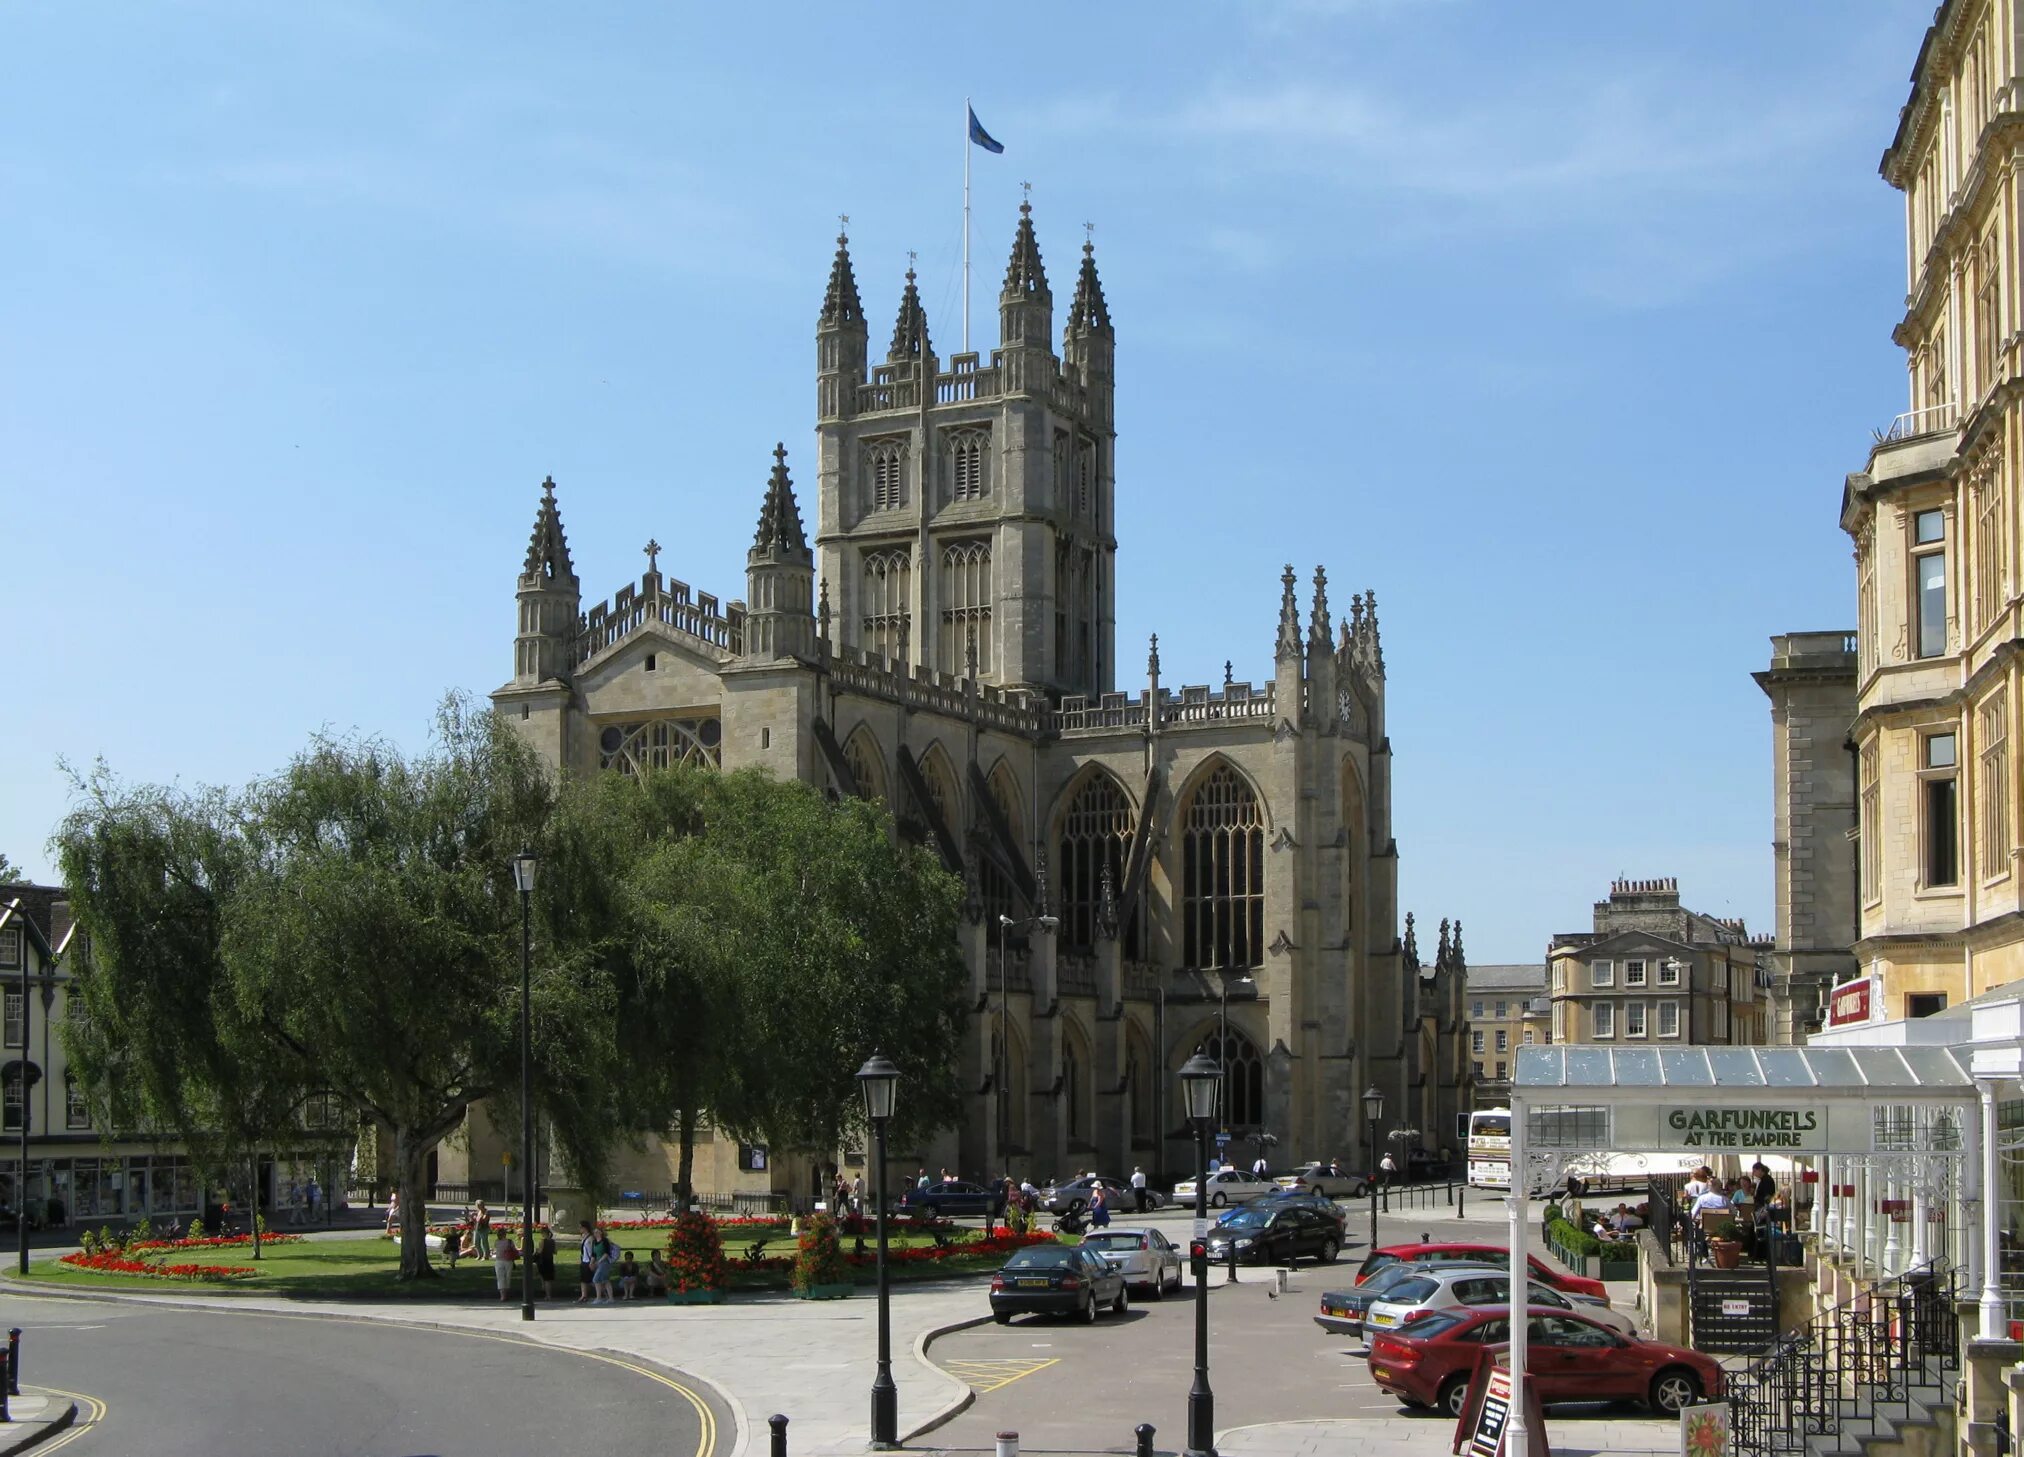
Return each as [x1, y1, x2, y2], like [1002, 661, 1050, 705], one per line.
[1, 1, 1928, 962]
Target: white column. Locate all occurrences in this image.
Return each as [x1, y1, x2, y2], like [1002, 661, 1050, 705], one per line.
[1911, 1156, 1932, 1269]
[1823, 1154, 1840, 1251]
[1964, 1096, 1984, 1301]
[1506, 1094, 1531, 1457]
[1883, 1161, 1904, 1275]
[1854, 1158, 1872, 1275]
[1980, 1080, 2006, 1339]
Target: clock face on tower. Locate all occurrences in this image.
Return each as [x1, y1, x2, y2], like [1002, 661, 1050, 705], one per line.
[1338, 686, 1356, 728]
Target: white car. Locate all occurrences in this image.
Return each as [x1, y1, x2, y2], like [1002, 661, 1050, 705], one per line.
[1364, 1266, 1635, 1338]
[1276, 1162, 1371, 1199]
[1079, 1226, 1185, 1297]
[1171, 1169, 1276, 1207]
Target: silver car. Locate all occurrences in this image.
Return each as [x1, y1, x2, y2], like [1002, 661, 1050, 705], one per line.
[1079, 1226, 1185, 1297]
[1364, 1266, 1635, 1338]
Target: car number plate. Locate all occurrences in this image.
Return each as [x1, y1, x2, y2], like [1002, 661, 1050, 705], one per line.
[1322, 1303, 1347, 1316]
[1369, 1312, 1394, 1327]
[1371, 1366, 1391, 1381]
[1018, 1278, 1050, 1288]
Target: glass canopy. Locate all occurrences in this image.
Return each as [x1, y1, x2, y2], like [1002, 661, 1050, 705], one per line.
[1511, 1043, 1975, 1100]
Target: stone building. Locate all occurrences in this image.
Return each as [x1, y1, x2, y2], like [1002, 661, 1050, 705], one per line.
[1546, 878, 1767, 1048]
[1753, 631, 1860, 1042]
[485, 205, 1468, 1195]
[1840, 0, 2024, 1025]
[1463, 962, 1549, 1105]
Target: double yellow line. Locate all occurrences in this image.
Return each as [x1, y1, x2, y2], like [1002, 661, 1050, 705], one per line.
[27, 1385, 107, 1454]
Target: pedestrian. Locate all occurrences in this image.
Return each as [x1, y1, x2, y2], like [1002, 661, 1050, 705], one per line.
[1251, 1154, 1268, 1178]
[285, 1180, 302, 1227]
[592, 1223, 619, 1304]
[1130, 1166, 1149, 1213]
[492, 1229, 519, 1301]
[1089, 1183, 1110, 1230]
[916, 1169, 930, 1191]
[850, 1174, 865, 1215]
[439, 1221, 460, 1270]
[536, 1227, 557, 1299]
[576, 1219, 598, 1303]
[1379, 1151, 1397, 1188]
[306, 1178, 321, 1221]
[384, 1189, 401, 1236]
[472, 1199, 493, 1259]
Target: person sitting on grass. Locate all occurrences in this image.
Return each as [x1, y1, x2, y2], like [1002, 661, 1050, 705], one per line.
[618, 1249, 640, 1299]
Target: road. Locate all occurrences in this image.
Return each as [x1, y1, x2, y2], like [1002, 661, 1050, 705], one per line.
[0, 1293, 731, 1457]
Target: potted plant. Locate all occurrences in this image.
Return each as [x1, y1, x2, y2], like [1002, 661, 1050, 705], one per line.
[663, 1212, 730, 1304]
[792, 1212, 853, 1300]
[1707, 1218, 1744, 1270]
[1596, 1235, 1640, 1281]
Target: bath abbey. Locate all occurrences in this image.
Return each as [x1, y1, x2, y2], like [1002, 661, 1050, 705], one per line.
[491, 204, 1470, 1191]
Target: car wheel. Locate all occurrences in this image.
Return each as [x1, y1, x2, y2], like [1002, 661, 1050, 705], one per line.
[1146, 1271, 1164, 1301]
[1081, 1293, 1098, 1324]
[1439, 1376, 1471, 1419]
[1211, 1192, 1227, 1208]
[1319, 1237, 1340, 1264]
[1113, 1282, 1129, 1314]
[1649, 1369, 1700, 1416]
[993, 1311, 1012, 1325]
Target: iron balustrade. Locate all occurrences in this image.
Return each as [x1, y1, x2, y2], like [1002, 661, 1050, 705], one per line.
[1727, 1260, 1960, 1457]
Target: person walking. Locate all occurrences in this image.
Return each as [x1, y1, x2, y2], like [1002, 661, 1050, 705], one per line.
[535, 1227, 557, 1300]
[591, 1224, 619, 1304]
[284, 1180, 302, 1227]
[492, 1229, 519, 1301]
[1089, 1183, 1110, 1230]
[1379, 1151, 1397, 1189]
[384, 1189, 401, 1236]
[306, 1177, 321, 1222]
[850, 1174, 865, 1216]
[472, 1199, 493, 1259]
[576, 1219, 598, 1304]
[1130, 1166, 1149, 1213]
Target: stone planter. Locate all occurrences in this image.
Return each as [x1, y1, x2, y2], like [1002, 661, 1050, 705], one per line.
[666, 1287, 728, 1305]
[794, 1282, 854, 1301]
[1709, 1239, 1743, 1271]
[1598, 1253, 1639, 1281]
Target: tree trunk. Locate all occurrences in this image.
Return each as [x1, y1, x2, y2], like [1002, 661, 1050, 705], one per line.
[676, 1105, 696, 1213]
[395, 1127, 438, 1281]
[249, 1153, 262, 1260]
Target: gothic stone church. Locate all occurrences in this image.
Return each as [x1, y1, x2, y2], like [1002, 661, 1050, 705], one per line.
[490, 205, 1469, 1196]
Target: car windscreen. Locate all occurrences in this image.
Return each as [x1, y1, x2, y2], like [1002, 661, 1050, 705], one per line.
[1358, 1252, 1401, 1278]
[1003, 1248, 1071, 1269]
[1218, 1210, 1270, 1229]
[1382, 1276, 1440, 1303]
[1398, 1310, 1470, 1339]
[1079, 1234, 1144, 1252]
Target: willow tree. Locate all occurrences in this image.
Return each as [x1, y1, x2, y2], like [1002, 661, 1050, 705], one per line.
[58, 697, 602, 1280]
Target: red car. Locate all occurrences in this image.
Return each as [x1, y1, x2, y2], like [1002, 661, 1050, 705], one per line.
[1354, 1242, 1608, 1301]
[1367, 1306, 1723, 1419]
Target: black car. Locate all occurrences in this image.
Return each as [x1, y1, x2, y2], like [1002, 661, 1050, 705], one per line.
[1200, 1204, 1342, 1266]
[989, 1243, 1129, 1323]
[898, 1180, 1007, 1219]
[1237, 1189, 1347, 1230]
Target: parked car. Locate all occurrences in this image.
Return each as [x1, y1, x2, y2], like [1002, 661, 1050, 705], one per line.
[1315, 1261, 1449, 1337]
[1042, 1175, 1165, 1215]
[1199, 1203, 1343, 1266]
[1366, 1307, 1722, 1419]
[1079, 1226, 1184, 1297]
[988, 1243, 1130, 1324]
[1236, 1189, 1347, 1231]
[898, 1180, 1007, 1219]
[1363, 1267, 1636, 1339]
[1172, 1168, 1276, 1207]
[1277, 1162, 1371, 1199]
[1353, 1241, 1608, 1301]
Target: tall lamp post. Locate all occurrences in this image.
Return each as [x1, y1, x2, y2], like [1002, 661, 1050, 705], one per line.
[511, 849, 539, 1324]
[1363, 1085, 1384, 1254]
[1179, 1052, 1222, 1457]
[858, 1053, 901, 1450]
[995, 912, 1058, 1181]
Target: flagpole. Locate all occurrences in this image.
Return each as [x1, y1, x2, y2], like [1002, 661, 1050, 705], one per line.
[963, 96, 972, 355]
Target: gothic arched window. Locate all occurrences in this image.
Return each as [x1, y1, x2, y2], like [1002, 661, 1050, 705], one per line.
[1181, 764, 1265, 971]
[948, 428, 989, 502]
[598, 716, 723, 775]
[939, 540, 991, 676]
[915, 744, 959, 834]
[1193, 1026, 1265, 1129]
[861, 547, 911, 664]
[865, 438, 907, 511]
[1056, 772, 1134, 955]
[841, 728, 887, 803]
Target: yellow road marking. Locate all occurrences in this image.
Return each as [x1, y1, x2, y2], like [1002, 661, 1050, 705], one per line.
[942, 1357, 1061, 1393]
[26, 1384, 107, 1454]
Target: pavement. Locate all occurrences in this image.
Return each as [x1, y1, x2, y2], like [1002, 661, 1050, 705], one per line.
[0, 1190, 1680, 1457]
[0, 1391, 80, 1457]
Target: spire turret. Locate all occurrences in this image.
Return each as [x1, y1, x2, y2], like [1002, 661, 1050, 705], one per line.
[1002, 197, 1050, 299]
[514, 476, 581, 686]
[820, 229, 863, 328]
[997, 198, 1055, 386]
[1274, 564, 1303, 662]
[1067, 237, 1110, 333]
[888, 263, 933, 363]
[743, 445, 816, 661]
[818, 224, 870, 420]
[1062, 230, 1114, 415]
[1307, 565, 1332, 651]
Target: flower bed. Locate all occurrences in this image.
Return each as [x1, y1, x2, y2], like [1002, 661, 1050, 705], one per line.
[59, 1248, 258, 1282]
[129, 1232, 304, 1255]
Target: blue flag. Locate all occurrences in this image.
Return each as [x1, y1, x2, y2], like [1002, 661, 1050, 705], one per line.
[968, 105, 1004, 154]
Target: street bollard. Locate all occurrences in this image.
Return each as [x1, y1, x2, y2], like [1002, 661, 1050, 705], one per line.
[1274, 1268, 1289, 1295]
[768, 1414, 788, 1457]
[996, 1431, 1019, 1457]
[1135, 1423, 1155, 1457]
[7, 1329, 17, 1396]
[0, 1351, 11, 1421]
[1226, 1241, 1238, 1284]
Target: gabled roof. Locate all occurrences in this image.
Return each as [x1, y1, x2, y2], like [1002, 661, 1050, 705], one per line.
[1549, 929, 1695, 959]
[0, 883, 66, 961]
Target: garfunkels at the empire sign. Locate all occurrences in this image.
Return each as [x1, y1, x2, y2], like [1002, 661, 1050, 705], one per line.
[1663, 1108, 1818, 1150]
[1573, 1103, 1884, 1154]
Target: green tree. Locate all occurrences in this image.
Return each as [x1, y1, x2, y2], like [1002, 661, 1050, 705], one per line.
[0, 852, 23, 883]
[58, 697, 598, 1280]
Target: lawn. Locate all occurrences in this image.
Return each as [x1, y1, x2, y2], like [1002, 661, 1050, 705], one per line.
[18, 1224, 1043, 1301]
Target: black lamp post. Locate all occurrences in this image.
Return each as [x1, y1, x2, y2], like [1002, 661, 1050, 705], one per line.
[858, 1052, 901, 1450]
[511, 849, 539, 1324]
[1363, 1085, 1384, 1252]
[1179, 1051, 1222, 1457]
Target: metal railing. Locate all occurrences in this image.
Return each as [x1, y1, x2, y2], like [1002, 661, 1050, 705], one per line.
[1727, 1260, 1960, 1457]
[1874, 401, 1960, 444]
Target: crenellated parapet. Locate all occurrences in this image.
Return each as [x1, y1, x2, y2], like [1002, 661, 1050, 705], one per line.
[577, 571, 744, 666]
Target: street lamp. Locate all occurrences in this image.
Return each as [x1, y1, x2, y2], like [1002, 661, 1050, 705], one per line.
[858, 1052, 901, 1450]
[1363, 1085, 1384, 1254]
[510, 848, 538, 1324]
[1179, 1051, 1222, 1457]
[995, 912, 1058, 1181]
